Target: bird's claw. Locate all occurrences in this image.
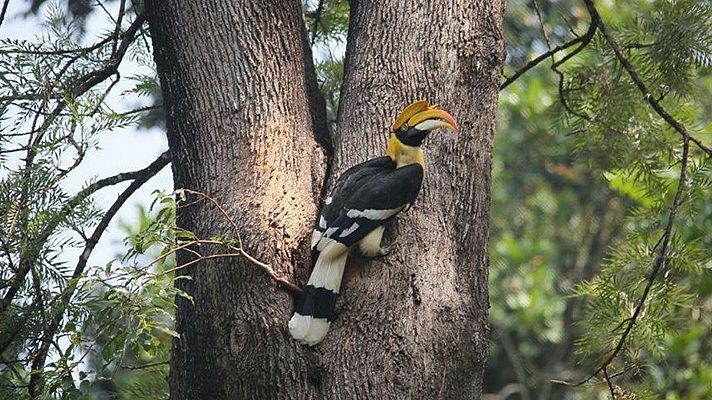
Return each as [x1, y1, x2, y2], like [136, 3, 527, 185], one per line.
[378, 243, 395, 256]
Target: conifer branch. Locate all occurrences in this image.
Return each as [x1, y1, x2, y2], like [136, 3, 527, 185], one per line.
[551, 0, 702, 389]
[582, 0, 712, 158]
[553, 132, 691, 390]
[1, 150, 169, 314]
[500, 11, 598, 90]
[1, 12, 148, 315]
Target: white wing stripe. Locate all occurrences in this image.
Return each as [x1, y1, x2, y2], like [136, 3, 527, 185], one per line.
[339, 222, 360, 238]
[311, 230, 322, 248]
[346, 207, 402, 220]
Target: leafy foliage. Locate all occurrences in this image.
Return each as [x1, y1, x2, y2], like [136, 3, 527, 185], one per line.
[0, 3, 169, 398]
[488, 0, 712, 398]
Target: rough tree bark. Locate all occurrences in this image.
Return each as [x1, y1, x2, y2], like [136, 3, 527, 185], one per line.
[147, 0, 504, 398]
[146, 1, 327, 398]
[324, 1, 505, 398]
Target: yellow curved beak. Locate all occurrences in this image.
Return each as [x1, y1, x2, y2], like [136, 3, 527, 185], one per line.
[391, 100, 459, 133]
[407, 108, 459, 132]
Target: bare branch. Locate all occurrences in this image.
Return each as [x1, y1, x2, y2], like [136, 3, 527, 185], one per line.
[179, 189, 245, 249]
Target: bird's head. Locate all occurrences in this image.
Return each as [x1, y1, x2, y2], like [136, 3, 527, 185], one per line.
[391, 100, 459, 146]
[387, 100, 459, 167]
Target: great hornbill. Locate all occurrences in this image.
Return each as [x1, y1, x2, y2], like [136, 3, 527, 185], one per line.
[289, 100, 459, 346]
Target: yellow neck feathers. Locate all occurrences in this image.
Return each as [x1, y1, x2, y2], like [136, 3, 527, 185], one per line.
[386, 134, 425, 168]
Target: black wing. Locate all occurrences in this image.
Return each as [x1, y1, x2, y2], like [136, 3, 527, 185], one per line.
[320, 156, 395, 223]
[311, 157, 424, 251]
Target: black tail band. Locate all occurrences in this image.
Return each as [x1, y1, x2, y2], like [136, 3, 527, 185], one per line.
[297, 285, 338, 321]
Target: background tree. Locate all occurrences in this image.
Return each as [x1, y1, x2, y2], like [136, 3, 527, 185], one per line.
[487, 0, 712, 398]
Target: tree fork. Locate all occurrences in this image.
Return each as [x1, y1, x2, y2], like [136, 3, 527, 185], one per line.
[147, 0, 504, 398]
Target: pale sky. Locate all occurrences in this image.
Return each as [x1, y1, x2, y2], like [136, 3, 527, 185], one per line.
[1, 1, 342, 270]
[1, 2, 172, 267]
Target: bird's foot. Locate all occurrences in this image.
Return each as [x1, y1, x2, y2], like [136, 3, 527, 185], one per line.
[376, 243, 395, 257]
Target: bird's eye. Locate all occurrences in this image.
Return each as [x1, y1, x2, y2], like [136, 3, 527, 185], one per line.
[400, 125, 408, 132]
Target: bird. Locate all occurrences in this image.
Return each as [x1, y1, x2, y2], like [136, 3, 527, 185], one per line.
[288, 100, 459, 346]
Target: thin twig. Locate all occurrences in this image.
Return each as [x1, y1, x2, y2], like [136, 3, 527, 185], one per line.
[500, 8, 597, 91]
[500, 35, 586, 90]
[180, 189, 244, 248]
[0, 236, 15, 272]
[121, 360, 169, 370]
[177, 189, 304, 295]
[603, 367, 616, 399]
[608, 364, 639, 380]
[0, 36, 114, 56]
[111, 0, 126, 57]
[114, 104, 162, 117]
[533, 0, 552, 52]
[0, 0, 10, 28]
[161, 253, 244, 275]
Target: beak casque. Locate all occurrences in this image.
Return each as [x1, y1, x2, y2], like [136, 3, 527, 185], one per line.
[391, 100, 429, 131]
[391, 100, 459, 133]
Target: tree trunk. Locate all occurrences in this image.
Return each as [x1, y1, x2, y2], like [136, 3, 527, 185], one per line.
[147, 0, 504, 398]
[146, 1, 327, 398]
[324, 1, 505, 398]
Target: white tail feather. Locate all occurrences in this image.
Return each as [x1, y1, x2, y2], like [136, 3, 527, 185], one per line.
[302, 319, 330, 345]
[288, 314, 311, 340]
[308, 241, 348, 292]
[289, 250, 348, 346]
